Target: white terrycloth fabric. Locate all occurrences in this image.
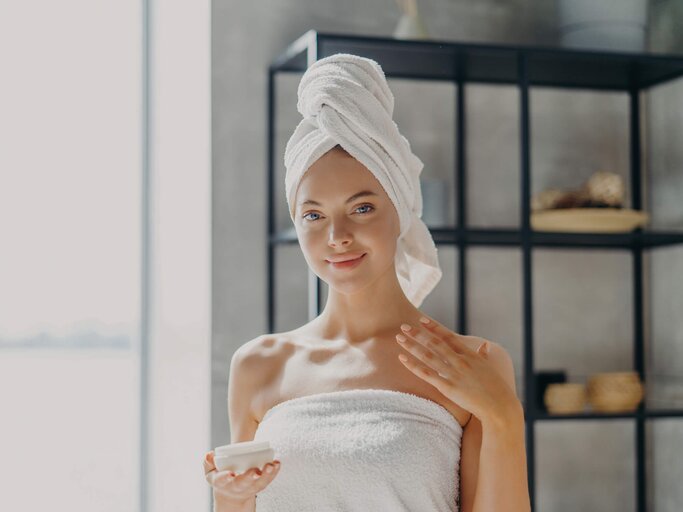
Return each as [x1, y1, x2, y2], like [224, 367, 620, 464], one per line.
[253, 388, 463, 511]
[283, 53, 442, 308]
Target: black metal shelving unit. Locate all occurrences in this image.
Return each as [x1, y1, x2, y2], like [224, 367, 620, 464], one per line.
[266, 29, 683, 511]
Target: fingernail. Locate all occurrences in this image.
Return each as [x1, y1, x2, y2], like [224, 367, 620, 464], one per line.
[400, 323, 411, 331]
[396, 334, 407, 343]
[253, 472, 261, 479]
[419, 316, 430, 324]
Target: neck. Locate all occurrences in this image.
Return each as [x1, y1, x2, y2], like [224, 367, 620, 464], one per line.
[310, 264, 422, 343]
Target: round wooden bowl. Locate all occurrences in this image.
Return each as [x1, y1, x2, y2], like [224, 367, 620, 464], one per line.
[587, 371, 644, 413]
[544, 383, 587, 414]
[531, 208, 649, 233]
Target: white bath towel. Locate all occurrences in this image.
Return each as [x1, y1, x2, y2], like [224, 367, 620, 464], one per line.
[253, 388, 463, 511]
[283, 53, 442, 308]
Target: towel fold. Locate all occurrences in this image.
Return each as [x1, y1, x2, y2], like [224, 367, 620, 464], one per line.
[284, 53, 442, 308]
[253, 388, 463, 511]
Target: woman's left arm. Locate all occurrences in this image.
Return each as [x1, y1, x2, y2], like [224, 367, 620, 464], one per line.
[470, 346, 530, 512]
[395, 318, 531, 512]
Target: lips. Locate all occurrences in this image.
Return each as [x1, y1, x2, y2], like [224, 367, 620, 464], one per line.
[327, 253, 367, 270]
[326, 252, 366, 263]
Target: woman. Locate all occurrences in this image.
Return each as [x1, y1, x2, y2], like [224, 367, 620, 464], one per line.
[204, 53, 530, 512]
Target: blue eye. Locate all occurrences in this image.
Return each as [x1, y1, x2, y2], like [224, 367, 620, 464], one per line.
[356, 204, 374, 214]
[303, 212, 321, 221]
[302, 204, 375, 222]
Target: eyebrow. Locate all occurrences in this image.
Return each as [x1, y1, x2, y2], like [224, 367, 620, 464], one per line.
[300, 190, 378, 207]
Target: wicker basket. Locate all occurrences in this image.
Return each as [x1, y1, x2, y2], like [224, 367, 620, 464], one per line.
[587, 371, 644, 412]
[544, 383, 587, 414]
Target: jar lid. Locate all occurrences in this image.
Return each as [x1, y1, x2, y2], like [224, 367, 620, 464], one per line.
[215, 441, 271, 457]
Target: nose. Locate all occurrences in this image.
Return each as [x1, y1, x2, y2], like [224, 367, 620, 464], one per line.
[327, 217, 353, 248]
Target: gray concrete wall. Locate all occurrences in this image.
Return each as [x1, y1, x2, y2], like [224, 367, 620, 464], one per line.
[212, 1, 683, 509]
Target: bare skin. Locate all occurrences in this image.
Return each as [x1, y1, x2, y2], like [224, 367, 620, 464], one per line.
[204, 145, 527, 511]
[254, 145, 477, 428]
[252, 326, 480, 429]
[202, 317, 483, 508]
[203, 451, 280, 505]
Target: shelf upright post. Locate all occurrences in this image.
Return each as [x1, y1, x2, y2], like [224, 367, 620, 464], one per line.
[518, 49, 536, 511]
[629, 61, 647, 512]
[267, 64, 276, 334]
[306, 34, 323, 321]
[455, 49, 468, 335]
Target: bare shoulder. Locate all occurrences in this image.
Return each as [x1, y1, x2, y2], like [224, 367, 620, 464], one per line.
[232, 332, 298, 419]
[235, 333, 291, 362]
[465, 336, 517, 394]
[233, 333, 294, 384]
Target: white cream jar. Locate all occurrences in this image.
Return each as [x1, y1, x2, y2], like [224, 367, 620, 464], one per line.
[214, 440, 275, 475]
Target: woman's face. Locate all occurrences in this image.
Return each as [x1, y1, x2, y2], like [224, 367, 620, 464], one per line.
[293, 147, 401, 294]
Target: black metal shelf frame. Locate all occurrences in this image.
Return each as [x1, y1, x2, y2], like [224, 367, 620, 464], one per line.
[266, 30, 683, 511]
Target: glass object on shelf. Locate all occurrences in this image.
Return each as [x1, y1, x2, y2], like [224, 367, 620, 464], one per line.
[558, 0, 648, 52]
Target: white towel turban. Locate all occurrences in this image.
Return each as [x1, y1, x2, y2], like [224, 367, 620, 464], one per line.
[283, 53, 442, 308]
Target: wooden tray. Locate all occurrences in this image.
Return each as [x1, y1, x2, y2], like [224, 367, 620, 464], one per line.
[531, 208, 649, 233]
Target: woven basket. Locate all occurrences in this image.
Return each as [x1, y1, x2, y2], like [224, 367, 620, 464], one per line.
[586, 371, 644, 413]
[544, 383, 587, 414]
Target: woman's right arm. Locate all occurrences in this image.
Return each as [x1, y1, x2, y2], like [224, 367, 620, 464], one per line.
[208, 339, 280, 512]
[213, 479, 255, 512]
[208, 453, 278, 512]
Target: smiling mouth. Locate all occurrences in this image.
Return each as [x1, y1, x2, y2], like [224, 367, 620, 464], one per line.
[326, 252, 366, 263]
[327, 253, 366, 267]
[329, 255, 362, 263]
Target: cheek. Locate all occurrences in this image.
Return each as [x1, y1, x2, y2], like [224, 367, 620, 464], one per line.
[296, 230, 331, 269]
[296, 231, 318, 256]
[366, 223, 398, 262]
